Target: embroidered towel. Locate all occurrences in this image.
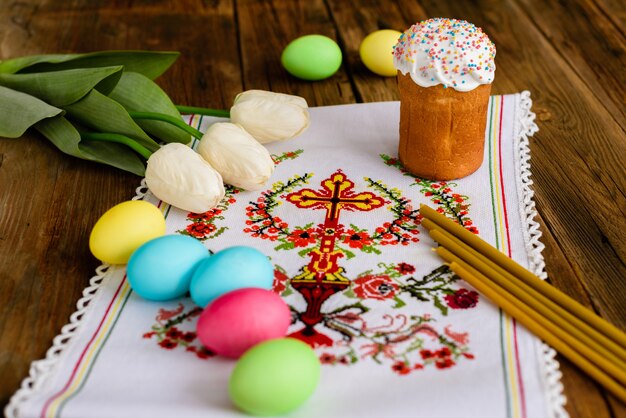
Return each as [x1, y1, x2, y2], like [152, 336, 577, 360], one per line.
[6, 92, 567, 418]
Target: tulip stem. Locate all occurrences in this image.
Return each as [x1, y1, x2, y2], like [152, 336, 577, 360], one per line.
[81, 132, 153, 159]
[128, 111, 204, 140]
[175, 105, 230, 118]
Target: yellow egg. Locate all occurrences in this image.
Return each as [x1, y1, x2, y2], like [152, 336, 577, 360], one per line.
[89, 200, 166, 264]
[359, 29, 403, 77]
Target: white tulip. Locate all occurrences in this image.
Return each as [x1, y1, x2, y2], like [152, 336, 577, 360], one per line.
[229, 89, 309, 144]
[145, 143, 225, 213]
[197, 122, 275, 191]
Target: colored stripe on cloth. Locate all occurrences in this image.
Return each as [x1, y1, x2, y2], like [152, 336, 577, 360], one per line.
[39, 114, 207, 417]
[489, 95, 527, 418]
[40, 278, 132, 418]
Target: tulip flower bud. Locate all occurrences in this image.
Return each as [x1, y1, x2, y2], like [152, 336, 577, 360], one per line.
[145, 143, 225, 213]
[229, 90, 309, 144]
[197, 122, 275, 191]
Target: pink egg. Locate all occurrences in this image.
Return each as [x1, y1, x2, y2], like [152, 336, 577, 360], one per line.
[197, 288, 291, 358]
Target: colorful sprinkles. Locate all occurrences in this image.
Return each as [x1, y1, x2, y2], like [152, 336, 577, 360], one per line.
[393, 18, 496, 91]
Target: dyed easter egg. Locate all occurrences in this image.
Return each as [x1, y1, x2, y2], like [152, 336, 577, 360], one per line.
[229, 338, 320, 415]
[89, 200, 165, 264]
[189, 246, 274, 307]
[281, 34, 342, 80]
[359, 29, 403, 76]
[197, 288, 290, 358]
[127, 235, 209, 301]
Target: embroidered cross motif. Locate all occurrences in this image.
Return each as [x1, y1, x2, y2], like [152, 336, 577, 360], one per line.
[285, 170, 385, 345]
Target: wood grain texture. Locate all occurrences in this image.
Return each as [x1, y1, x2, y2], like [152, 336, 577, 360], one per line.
[516, 0, 626, 130]
[1, 1, 625, 416]
[592, 0, 626, 32]
[325, 0, 411, 102]
[236, 0, 355, 106]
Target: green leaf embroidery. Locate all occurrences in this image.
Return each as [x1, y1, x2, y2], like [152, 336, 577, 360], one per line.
[0, 66, 123, 107]
[0, 85, 63, 138]
[343, 286, 357, 298]
[342, 248, 356, 260]
[392, 295, 406, 309]
[35, 115, 146, 176]
[275, 241, 296, 251]
[109, 72, 191, 144]
[0, 51, 179, 80]
[433, 296, 449, 316]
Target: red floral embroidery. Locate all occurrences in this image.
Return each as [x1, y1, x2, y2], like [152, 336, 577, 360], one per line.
[196, 347, 216, 359]
[320, 353, 337, 364]
[144, 305, 209, 360]
[437, 347, 452, 358]
[342, 230, 373, 249]
[445, 288, 479, 309]
[361, 342, 396, 359]
[444, 325, 469, 345]
[420, 349, 436, 360]
[391, 361, 411, 375]
[271, 149, 303, 164]
[178, 186, 239, 241]
[186, 222, 216, 238]
[420, 347, 458, 369]
[436, 357, 456, 369]
[395, 262, 415, 275]
[158, 339, 177, 350]
[287, 228, 317, 247]
[166, 328, 184, 339]
[187, 208, 222, 220]
[156, 304, 184, 323]
[272, 269, 289, 294]
[381, 154, 479, 235]
[353, 275, 399, 300]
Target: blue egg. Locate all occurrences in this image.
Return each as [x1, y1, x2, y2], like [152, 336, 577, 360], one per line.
[190, 246, 274, 308]
[127, 235, 210, 301]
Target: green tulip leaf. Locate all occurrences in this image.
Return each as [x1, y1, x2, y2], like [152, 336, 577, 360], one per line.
[0, 66, 123, 107]
[109, 72, 191, 144]
[0, 85, 63, 138]
[63, 89, 160, 153]
[0, 50, 179, 80]
[35, 115, 146, 176]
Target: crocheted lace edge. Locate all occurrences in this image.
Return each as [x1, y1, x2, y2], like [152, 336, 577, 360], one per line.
[514, 91, 568, 418]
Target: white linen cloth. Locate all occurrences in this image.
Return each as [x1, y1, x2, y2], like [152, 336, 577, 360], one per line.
[7, 93, 567, 418]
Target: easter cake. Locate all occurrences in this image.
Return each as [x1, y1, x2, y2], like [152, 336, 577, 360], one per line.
[393, 18, 496, 180]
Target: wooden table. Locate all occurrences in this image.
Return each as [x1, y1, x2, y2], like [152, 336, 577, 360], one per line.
[0, 1, 624, 416]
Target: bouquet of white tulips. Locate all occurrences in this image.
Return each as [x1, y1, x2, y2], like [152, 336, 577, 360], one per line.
[0, 51, 310, 213]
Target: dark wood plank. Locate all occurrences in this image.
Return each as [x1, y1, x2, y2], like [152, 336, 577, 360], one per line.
[1, 0, 242, 108]
[592, 0, 626, 33]
[236, 0, 355, 106]
[515, 0, 626, 131]
[535, 214, 613, 418]
[0, 0, 242, 407]
[325, 0, 416, 102]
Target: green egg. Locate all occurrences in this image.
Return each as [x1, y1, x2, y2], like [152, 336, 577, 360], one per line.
[229, 338, 321, 416]
[281, 34, 342, 80]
